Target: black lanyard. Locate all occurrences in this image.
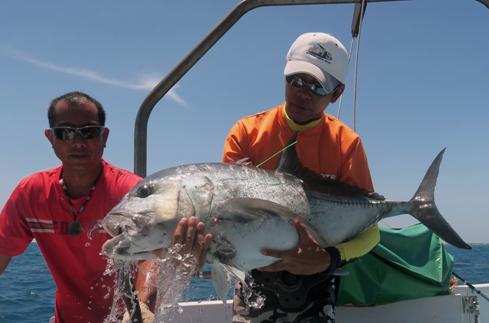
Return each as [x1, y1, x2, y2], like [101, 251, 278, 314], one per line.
[60, 171, 102, 236]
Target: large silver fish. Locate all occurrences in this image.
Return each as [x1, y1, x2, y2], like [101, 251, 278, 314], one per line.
[102, 146, 470, 299]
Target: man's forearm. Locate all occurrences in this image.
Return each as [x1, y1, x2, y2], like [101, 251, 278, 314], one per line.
[135, 260, 158, 306]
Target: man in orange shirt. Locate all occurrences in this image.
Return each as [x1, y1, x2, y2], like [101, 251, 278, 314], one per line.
[223, 33, 379, 323]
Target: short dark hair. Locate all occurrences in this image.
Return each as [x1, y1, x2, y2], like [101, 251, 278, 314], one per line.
[48, 91, 106, 127]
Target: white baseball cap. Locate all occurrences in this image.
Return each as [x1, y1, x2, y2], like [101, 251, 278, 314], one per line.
[284, 32, 348, 94]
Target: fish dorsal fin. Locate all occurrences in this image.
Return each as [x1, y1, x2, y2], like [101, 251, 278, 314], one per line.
[277, 138, 383, 200]
[216, 198, 298, 223]
[277, 136, 301, 175]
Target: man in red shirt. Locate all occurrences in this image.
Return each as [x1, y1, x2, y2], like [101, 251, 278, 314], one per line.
[0, 92, 210, 323]
[0, 91, 141, 322]
[223, 33, 379, 322]
[0, 92, 211, 323]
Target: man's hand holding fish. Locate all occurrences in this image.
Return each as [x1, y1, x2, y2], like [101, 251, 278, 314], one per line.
[259, 218, 334, 275]
[172, 216, 214, 270]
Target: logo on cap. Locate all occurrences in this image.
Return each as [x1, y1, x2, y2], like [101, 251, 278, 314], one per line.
[306, 44, 332, 64]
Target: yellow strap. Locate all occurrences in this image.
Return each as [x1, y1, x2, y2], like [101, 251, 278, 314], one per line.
[336, 224, 380, 262]
[283, 105, 321, 131]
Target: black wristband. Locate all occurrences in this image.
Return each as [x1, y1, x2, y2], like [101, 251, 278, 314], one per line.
[324, 247, 341, 275]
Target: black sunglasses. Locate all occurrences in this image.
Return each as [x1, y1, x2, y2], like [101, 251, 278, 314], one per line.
[50, 126, 104, 141]
[286, 75, 330, 97]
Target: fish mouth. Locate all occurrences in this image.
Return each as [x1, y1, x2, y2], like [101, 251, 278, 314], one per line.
[101, 212, 170, 260]
[102, 211, 150, 237]
[101, 234, 160, 260]
[102, 213, 130, 237]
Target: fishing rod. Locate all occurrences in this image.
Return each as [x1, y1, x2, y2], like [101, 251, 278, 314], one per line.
[453, 271, 489, 303]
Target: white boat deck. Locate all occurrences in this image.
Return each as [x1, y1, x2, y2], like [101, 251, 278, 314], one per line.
[172, 284, 489, 323]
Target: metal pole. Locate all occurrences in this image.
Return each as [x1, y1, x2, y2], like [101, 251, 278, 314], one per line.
[477, 0, 489, 9]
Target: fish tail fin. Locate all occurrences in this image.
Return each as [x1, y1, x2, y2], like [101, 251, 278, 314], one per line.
[409, 148, 471, 249]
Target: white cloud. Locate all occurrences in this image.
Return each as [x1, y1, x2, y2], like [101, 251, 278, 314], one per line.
[2, 48, 187, 106]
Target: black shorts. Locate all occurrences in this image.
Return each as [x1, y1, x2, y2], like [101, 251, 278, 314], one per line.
[232, 270, 337, 323]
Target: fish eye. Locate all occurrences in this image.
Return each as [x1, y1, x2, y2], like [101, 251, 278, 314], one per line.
[136, 184, 154, 198]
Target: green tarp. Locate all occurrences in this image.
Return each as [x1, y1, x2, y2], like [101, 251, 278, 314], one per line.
[337, 223, 454, 305]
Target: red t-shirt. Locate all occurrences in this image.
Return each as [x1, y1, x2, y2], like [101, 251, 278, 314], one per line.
[0, 160, 141, 323]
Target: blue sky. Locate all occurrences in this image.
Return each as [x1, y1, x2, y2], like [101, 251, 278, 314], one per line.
[0, 1, 488, 243]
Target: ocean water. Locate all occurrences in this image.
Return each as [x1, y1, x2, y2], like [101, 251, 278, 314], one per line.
[0, 243, 487, 323]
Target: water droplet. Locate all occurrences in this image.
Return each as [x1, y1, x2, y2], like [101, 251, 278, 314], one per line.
[87, 220, 104, 240]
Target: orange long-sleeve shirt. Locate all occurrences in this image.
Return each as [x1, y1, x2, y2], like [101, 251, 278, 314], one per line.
[222, 103, 379, 261]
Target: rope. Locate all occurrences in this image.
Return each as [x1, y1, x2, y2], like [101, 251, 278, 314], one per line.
[453, 271, 489, 303]
[336, 37, 355, 120]
[336, 0, 367, 132]
[352, 0, 367, 132]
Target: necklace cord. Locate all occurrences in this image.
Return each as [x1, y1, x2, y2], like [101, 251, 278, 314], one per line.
[60, 168, 103, 235]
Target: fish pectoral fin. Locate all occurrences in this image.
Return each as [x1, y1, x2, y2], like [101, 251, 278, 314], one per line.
[217, 198, 327, 247]
[210, 262, 231, 303]
[216, 198, 297, 223]
[224, 264, 246, 283]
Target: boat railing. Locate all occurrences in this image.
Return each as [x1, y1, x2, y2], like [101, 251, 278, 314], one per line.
[128, 1, 489, 321]
[133, 0, 489, 177]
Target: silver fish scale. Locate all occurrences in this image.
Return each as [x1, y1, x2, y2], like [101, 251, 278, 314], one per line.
[181, 163, 310, 219]
[307, 194, 411, 247]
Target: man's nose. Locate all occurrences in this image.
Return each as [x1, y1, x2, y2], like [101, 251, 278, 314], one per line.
[70, 132, 88, 144]
[298, 87, 313, 100]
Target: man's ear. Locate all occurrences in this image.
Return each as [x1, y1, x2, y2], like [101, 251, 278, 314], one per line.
[102, 127, 110, 147]
[44, 129, 54, 145]
[330, 84, 345, 103]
